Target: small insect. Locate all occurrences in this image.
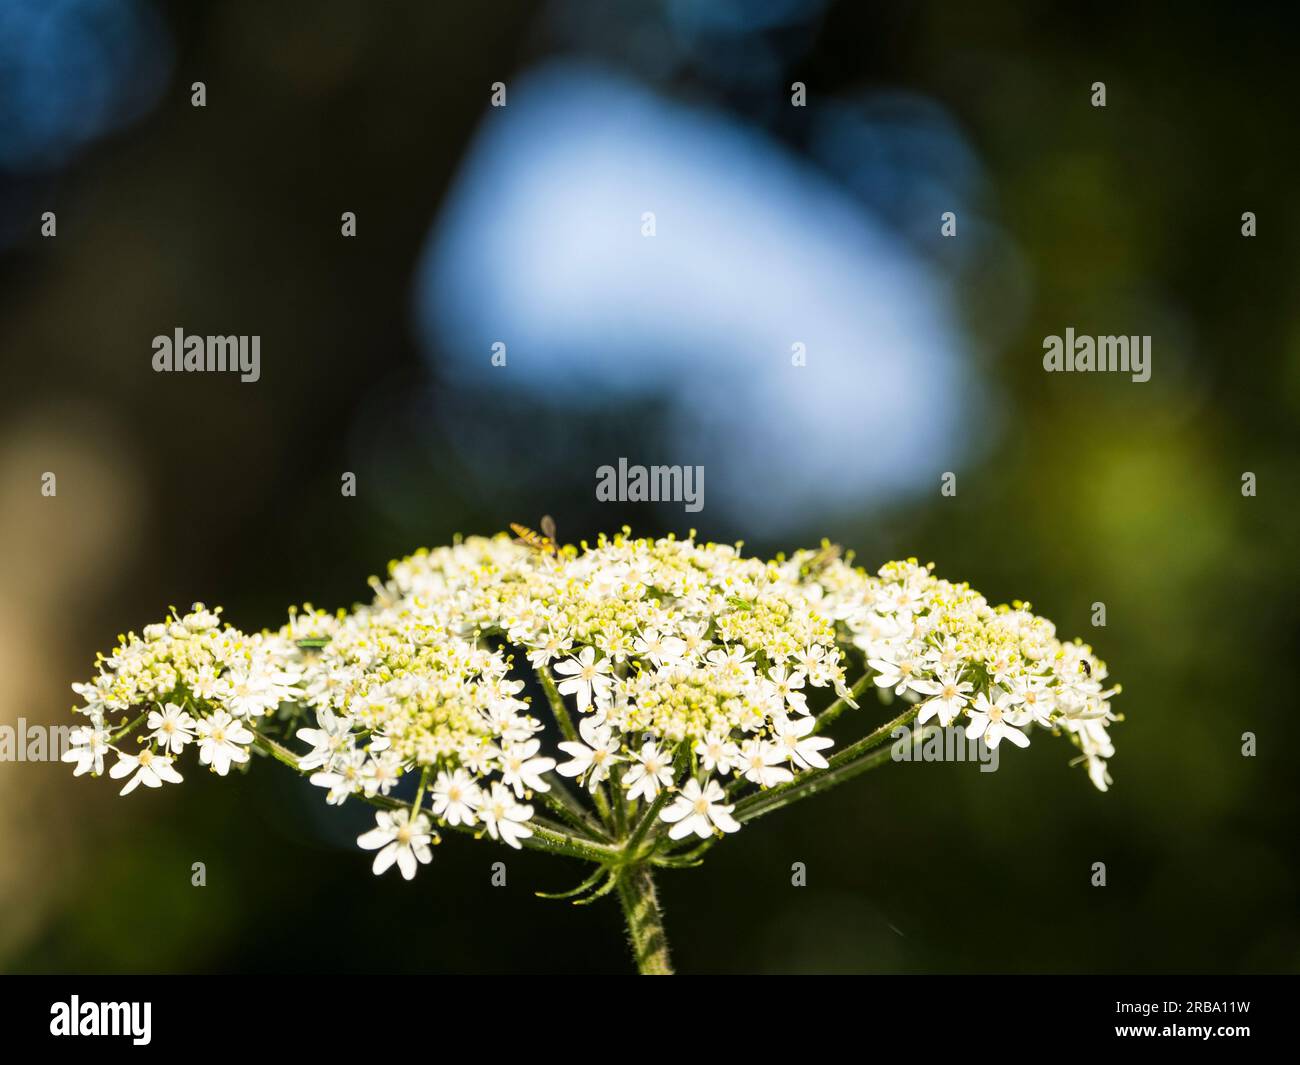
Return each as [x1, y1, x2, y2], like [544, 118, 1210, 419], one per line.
[801, 540, 843, 576]
[1079, 659, 1092, 677]
[511, 515, 558, 556]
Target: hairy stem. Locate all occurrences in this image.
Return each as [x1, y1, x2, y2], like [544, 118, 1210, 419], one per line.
[537, 669, 579, 743]
[616, 864, 673, 975]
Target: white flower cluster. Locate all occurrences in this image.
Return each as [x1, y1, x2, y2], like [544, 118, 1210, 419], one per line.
[285, 599, 546, 864]
[372, 532, 860, 845]
[788, 553, 1121, 790]
[68, 532, 1121, 881]
[63, 605, 299, 793]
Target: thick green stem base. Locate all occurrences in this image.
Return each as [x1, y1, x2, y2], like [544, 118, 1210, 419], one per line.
[616, 864, 673, 975]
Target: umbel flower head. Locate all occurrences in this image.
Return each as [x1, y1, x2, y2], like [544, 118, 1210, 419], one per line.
[67, 530, 1121, 972]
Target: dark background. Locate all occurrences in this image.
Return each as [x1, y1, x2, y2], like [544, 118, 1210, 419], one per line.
[1, 0, 1296, 973]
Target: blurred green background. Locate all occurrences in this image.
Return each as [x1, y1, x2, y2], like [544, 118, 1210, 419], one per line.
[1, 0, 1296, 973]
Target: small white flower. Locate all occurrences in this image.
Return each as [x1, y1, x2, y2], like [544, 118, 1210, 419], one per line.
[498, 738, 556, 798]
[431, 769, 481, 826]
[147, 702, 197, 755]
[526, 627, 573, 669]
[555, 715, 624, 789]
[739, 738, 794, 788]
[633, 629, 687, 668]
[361, 751, 405, 797]
[965, 690, 1032, 749]
[771, 714, 834, 770]
[109, 748, 183, 795]
[480, 782, 534, 849]
[553, 647, 613, 711]
[695, 730, 741, 775]
[62, 723, 111, 776]
[912, 670, 974, 727]
[623, 741, 673, 802]
[357, 809, 434, 880]
[868, 652, 929, 697]
[195, 711, 254, 775]
[309, 748, 367, 805]
[295, 708, 354, 770]
[1011, 673, 1057, 726]
[660, 778, 740, 839]
[795, 644, 834, 686]
[766, 666, 809, 714]
[218, 670, 280, 719]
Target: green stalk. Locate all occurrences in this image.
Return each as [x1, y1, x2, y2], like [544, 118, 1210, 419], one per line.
[616, 864, 673, 975]
[535, 777, 610, 841]
[537, 669, 579, 743]
[109, 710, 149, 744]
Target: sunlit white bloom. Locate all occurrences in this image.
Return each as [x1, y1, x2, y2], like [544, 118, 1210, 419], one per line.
[633, 629, 687, 668]
[555, 715, 624, 789]
[357, 809, 434, 880]
[868, 652, 928, 697]
[912, 670, 974, 727]
[195, 711, 253, 775]
[771, 714, 834, 770]
[738, 738, 794, 788]
[431, 769, 481, 826]
[526, 627, 573, 669]
[109, 748, 183, 795]
[62, 724, 111, 776]
[480, 782, 534, 849]
[218, 670, 280, 719]
[765, 666, 809, 714]
[623, 741, 673, 802]
[695, 730, 741, 775]
[794, 644, 832, 686]
[146, 702, 197, 755]
[965, 690, 1032, 749]
[553, 647, 613, 711]
[498, 738, 556, 798]
[361, 751, 405, 797]
[1011, 673, 1057, 726]
[660, 778, 740, 839]
[309, 748, 367, 805]
[295, 708, 354, 770]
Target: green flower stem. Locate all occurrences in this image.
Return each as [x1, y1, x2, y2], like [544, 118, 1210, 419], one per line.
[492, 817, 619, 864]
[732, 704, 919, 824]
[536, 781, 611, 842]
[535, 669, 617, 830]
[109, 710, 149, 744]
[537, 669, 579, 743]
[624, 785, 673, 859]
[250, 727, 301, 770]
[616, 864, 673, 975]
[610, 766, 628, 836]
[410, 766, 430, 820]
